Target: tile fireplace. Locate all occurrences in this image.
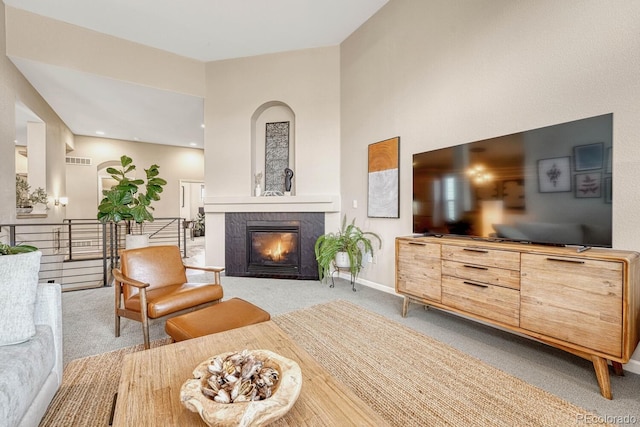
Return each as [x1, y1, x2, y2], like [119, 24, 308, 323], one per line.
[247, 220, 300, 276]
[225, 212, 324, 279]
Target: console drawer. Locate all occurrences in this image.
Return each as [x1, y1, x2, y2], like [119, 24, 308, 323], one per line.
[442, 259, 520, 290]
[442, 245, 520, 271]
[396, 240, 441, 302]
[520, 253, 623, 356]
[442, 276, 520, 326]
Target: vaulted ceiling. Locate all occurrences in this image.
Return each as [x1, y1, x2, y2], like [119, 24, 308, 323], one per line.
[5, 0, 388, 148]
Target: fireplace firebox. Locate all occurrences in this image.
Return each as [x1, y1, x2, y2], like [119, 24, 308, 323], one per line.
[247, 221, 300, 275]
[225, 212, 324, 279]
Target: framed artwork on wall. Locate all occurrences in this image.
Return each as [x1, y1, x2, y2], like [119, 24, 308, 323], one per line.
[368, 136, 400, 218]
[537, 156, 571, 193]
[574, 142, 604, 171]
[575, 172, 602, 198]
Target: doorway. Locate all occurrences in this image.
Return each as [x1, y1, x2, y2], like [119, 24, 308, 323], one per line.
[180, 180, 205, 230]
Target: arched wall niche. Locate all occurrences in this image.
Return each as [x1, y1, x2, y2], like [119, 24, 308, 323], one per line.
[250, 101, 296, 195]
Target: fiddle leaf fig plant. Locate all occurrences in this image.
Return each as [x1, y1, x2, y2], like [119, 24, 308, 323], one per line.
[314, 214, 381, 282]
[97, 155, 167, 230]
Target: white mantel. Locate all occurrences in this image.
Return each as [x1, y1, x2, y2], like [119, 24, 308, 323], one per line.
[204, 194, 341, 267]
[204, 194, 340, 213]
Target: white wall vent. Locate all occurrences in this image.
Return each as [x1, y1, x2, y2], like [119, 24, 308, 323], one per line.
[71, 240, 93, 248]
[66, 156, 92, 166]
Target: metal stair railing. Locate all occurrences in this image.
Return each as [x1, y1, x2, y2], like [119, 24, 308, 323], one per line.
[0, 217, 190, 291]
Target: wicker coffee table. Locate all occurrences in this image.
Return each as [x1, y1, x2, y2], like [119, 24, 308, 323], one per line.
[111, 321, 388, 426]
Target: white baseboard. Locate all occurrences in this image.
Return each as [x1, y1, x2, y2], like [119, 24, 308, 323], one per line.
[624, 358, 640, 375]
[341, 272, 640, 375]
[348, 274, 398, 295]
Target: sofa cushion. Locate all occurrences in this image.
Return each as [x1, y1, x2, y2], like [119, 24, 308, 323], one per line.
[492, 224, 529, 241]
[125, 283, 224, 318]
[0, 325, 55, 427]
[0, 251, 42, 345]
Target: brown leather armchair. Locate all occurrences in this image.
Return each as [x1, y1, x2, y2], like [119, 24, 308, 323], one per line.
[113, 245, 224, 349]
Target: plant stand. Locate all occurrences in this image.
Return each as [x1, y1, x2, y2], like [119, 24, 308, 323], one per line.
[330, 262, 357, 292]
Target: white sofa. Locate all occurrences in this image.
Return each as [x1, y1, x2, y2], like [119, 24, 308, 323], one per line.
[0, 283, 63, 427]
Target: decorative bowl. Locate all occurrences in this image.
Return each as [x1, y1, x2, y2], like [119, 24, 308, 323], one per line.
[180, 349, 302, 426]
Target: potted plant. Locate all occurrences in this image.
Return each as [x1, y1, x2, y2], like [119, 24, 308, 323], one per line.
[314, 214, 382, 282]
[0, 243, 38, 255]
[0, 242, 41, 345]
[16, 176, 49, 213]
[97, 155, 167, 248]
[16, 176, 32, 213]
[193, 212, 205, 237]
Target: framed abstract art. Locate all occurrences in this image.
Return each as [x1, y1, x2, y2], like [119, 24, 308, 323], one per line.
[368, 136, 400, 218]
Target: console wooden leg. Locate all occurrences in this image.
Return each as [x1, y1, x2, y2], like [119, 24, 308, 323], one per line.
[612, 361, 624, 376]
[402, 297, 409, 318]
[591, 356, 612, 399]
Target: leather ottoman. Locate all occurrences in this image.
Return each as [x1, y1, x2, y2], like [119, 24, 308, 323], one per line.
[165, 297, 270, 342]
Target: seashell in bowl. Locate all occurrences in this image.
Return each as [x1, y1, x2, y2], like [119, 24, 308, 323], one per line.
[180, 349, 302, 427]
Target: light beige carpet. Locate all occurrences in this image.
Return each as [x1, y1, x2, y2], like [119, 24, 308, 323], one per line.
[41, 300, 613, 426]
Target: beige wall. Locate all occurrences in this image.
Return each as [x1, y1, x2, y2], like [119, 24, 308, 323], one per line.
[204, 47, 341, 196]
[66, 136, 205, 220]
[203, 47, 341, 264]
[0, 5, 70, 224]
[340, 0, 640, 291]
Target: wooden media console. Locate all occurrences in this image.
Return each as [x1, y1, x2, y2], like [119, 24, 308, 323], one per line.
[395, 235, 640, 399]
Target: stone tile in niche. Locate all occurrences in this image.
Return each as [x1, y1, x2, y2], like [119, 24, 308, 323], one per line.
[265, 121, 290, 193]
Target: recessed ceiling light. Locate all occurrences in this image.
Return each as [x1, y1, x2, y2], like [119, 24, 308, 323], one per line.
[200, 124, 205, 129]
[95, 130, 105, 135]
[134, 137, 140, 141]
[189, 142, 198, 146]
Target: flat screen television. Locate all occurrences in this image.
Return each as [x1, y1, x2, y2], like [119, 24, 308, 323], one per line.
[412, 113, 613, 247]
